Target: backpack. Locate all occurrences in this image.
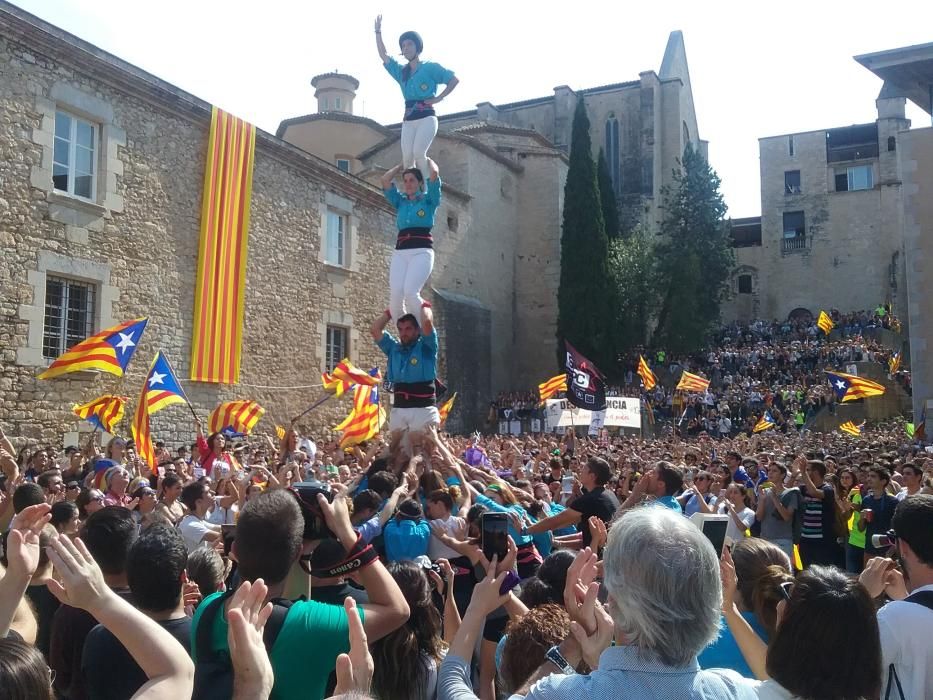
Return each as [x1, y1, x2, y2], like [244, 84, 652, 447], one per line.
[884, 590, 933, 700]
[192, 590, 294, 700]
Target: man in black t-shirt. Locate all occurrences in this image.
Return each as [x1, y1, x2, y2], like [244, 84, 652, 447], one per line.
[82, 525, 192, 700]
[525, 457, 616, 548]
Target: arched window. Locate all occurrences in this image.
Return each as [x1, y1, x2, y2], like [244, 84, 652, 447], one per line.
[737, 274, 752, 294]
[605, 115, 620, 193]
[683, 121, 690, 148]
[788, 307, 812, 322]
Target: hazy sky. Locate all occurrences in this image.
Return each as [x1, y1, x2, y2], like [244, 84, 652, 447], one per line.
[11, 0, 933, 217]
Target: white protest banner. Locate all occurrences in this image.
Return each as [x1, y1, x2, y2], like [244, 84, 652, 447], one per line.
[545, 397, 641, 429]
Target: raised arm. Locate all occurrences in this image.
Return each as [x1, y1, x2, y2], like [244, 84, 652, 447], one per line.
[425, 157, 439, 182]
[720, 547, 768, 680]
[380, 163, 402, 191]
[421, 305, 434, 337]
[374, 15, 388, 63]
[319, 489, 409, 641]
[371, 310, 392, 343]
[47, 536, 195, 699]
[0, 504, 51, 638]
[379, 483, 409, 527]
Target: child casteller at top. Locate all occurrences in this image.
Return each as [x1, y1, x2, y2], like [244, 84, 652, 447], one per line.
[375, 15, 459, 180]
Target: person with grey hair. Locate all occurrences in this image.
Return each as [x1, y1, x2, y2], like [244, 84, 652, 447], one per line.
[497, 506, 758, 699]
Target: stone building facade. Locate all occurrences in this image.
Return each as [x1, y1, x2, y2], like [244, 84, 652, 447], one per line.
[0, 2, 395, 446]
[720, 91, 911, 324]
[854, 41, 933, 429]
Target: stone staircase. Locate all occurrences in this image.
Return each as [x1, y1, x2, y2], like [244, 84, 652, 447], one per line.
[807, 360, 912, 432]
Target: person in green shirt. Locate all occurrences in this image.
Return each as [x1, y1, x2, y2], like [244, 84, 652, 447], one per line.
[190, 488, 409, 700]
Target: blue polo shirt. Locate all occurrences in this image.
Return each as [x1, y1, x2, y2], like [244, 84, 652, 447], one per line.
[658, 495, 683, 513]
[383, 518, 431, 562]
[377, 329, 438, 384]
[384, 177, 442, 232]
[384, 59, 455, 102]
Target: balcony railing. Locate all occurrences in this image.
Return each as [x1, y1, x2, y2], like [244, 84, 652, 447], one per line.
[782, 235, 807, 253]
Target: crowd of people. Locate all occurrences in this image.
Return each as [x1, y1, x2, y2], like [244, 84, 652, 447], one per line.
[493, 309, 908, 438]
[1, 407, 932, 699]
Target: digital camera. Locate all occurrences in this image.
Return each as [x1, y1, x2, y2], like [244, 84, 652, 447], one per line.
[290, 480, 335, 541]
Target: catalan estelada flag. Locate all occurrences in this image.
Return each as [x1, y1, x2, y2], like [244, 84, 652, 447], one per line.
[817, 310, 835, 335]
[133, 352, 189, 467]
[332, 360, 381, 388]
[888, 352, 901, 375]
[637, 355, 657, 391]
[753, 411, 776, 433]
[438, 392, 457, 425]
[839, 420, 862, 437]
[190, 107, 256, 384]
[39, 318, 148, 379]
[825, 370, 886, 403]
[208, 400, 265, 436]
[676, 370, 710, 393]
[73, 395, 126, 434]
[538, 374, 567, 403]
[275, 425, 287, 441]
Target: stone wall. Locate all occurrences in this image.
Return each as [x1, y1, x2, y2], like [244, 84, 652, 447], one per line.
[900, 126, 933, 423]
[721, 120, 907, 324]
[0, 19, 395, 449]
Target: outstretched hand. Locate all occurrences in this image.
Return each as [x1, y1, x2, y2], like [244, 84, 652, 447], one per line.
[563, 547, 600, 635]
[720, 545, 738, 611]
[228, 579, 274, 700]
[467, 556, 512, 617]
[46, 535, 112, 612]
[334, 597, 373, 695]
[6, 503, 51, 580]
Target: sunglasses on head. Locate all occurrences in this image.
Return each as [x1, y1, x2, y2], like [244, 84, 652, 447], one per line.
[779, 581, 794, 602]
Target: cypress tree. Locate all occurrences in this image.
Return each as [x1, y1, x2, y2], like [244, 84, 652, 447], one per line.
[653, 144, 734, 352]
[597, 149, 620, 239]
[557, 99, 616, 375]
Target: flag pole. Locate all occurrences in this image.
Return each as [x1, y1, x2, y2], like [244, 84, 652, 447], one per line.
[185, 399, 200, 425]
[291, 394, 332, 425]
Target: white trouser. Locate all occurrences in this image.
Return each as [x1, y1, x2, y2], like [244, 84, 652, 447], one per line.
[400, 116, 438, 179]
[389, 248, 434, 321]
[389, 406, 440, 433]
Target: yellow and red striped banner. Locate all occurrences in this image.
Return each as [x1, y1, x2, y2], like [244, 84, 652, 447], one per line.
[73, 395, 127, 434]
[208, 400, 265, 435]
[676, 370, 710, 393]
[439, 392, 457, 425]
[637, 355, 657, 391]
[538, 374, 567, 403]
[191, 107, 256, 384]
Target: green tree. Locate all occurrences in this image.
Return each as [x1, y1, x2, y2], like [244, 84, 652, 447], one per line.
[608, 224, 658, 349]
[597, 149, 620, 239]
[557, 99, 616, 375]
[653, 144, 734, 352]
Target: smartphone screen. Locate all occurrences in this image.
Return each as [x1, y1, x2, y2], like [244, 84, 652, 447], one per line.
[481, 512, 509, 562]
[561, 475, 573, 494]
[702, 519, 728, 557]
